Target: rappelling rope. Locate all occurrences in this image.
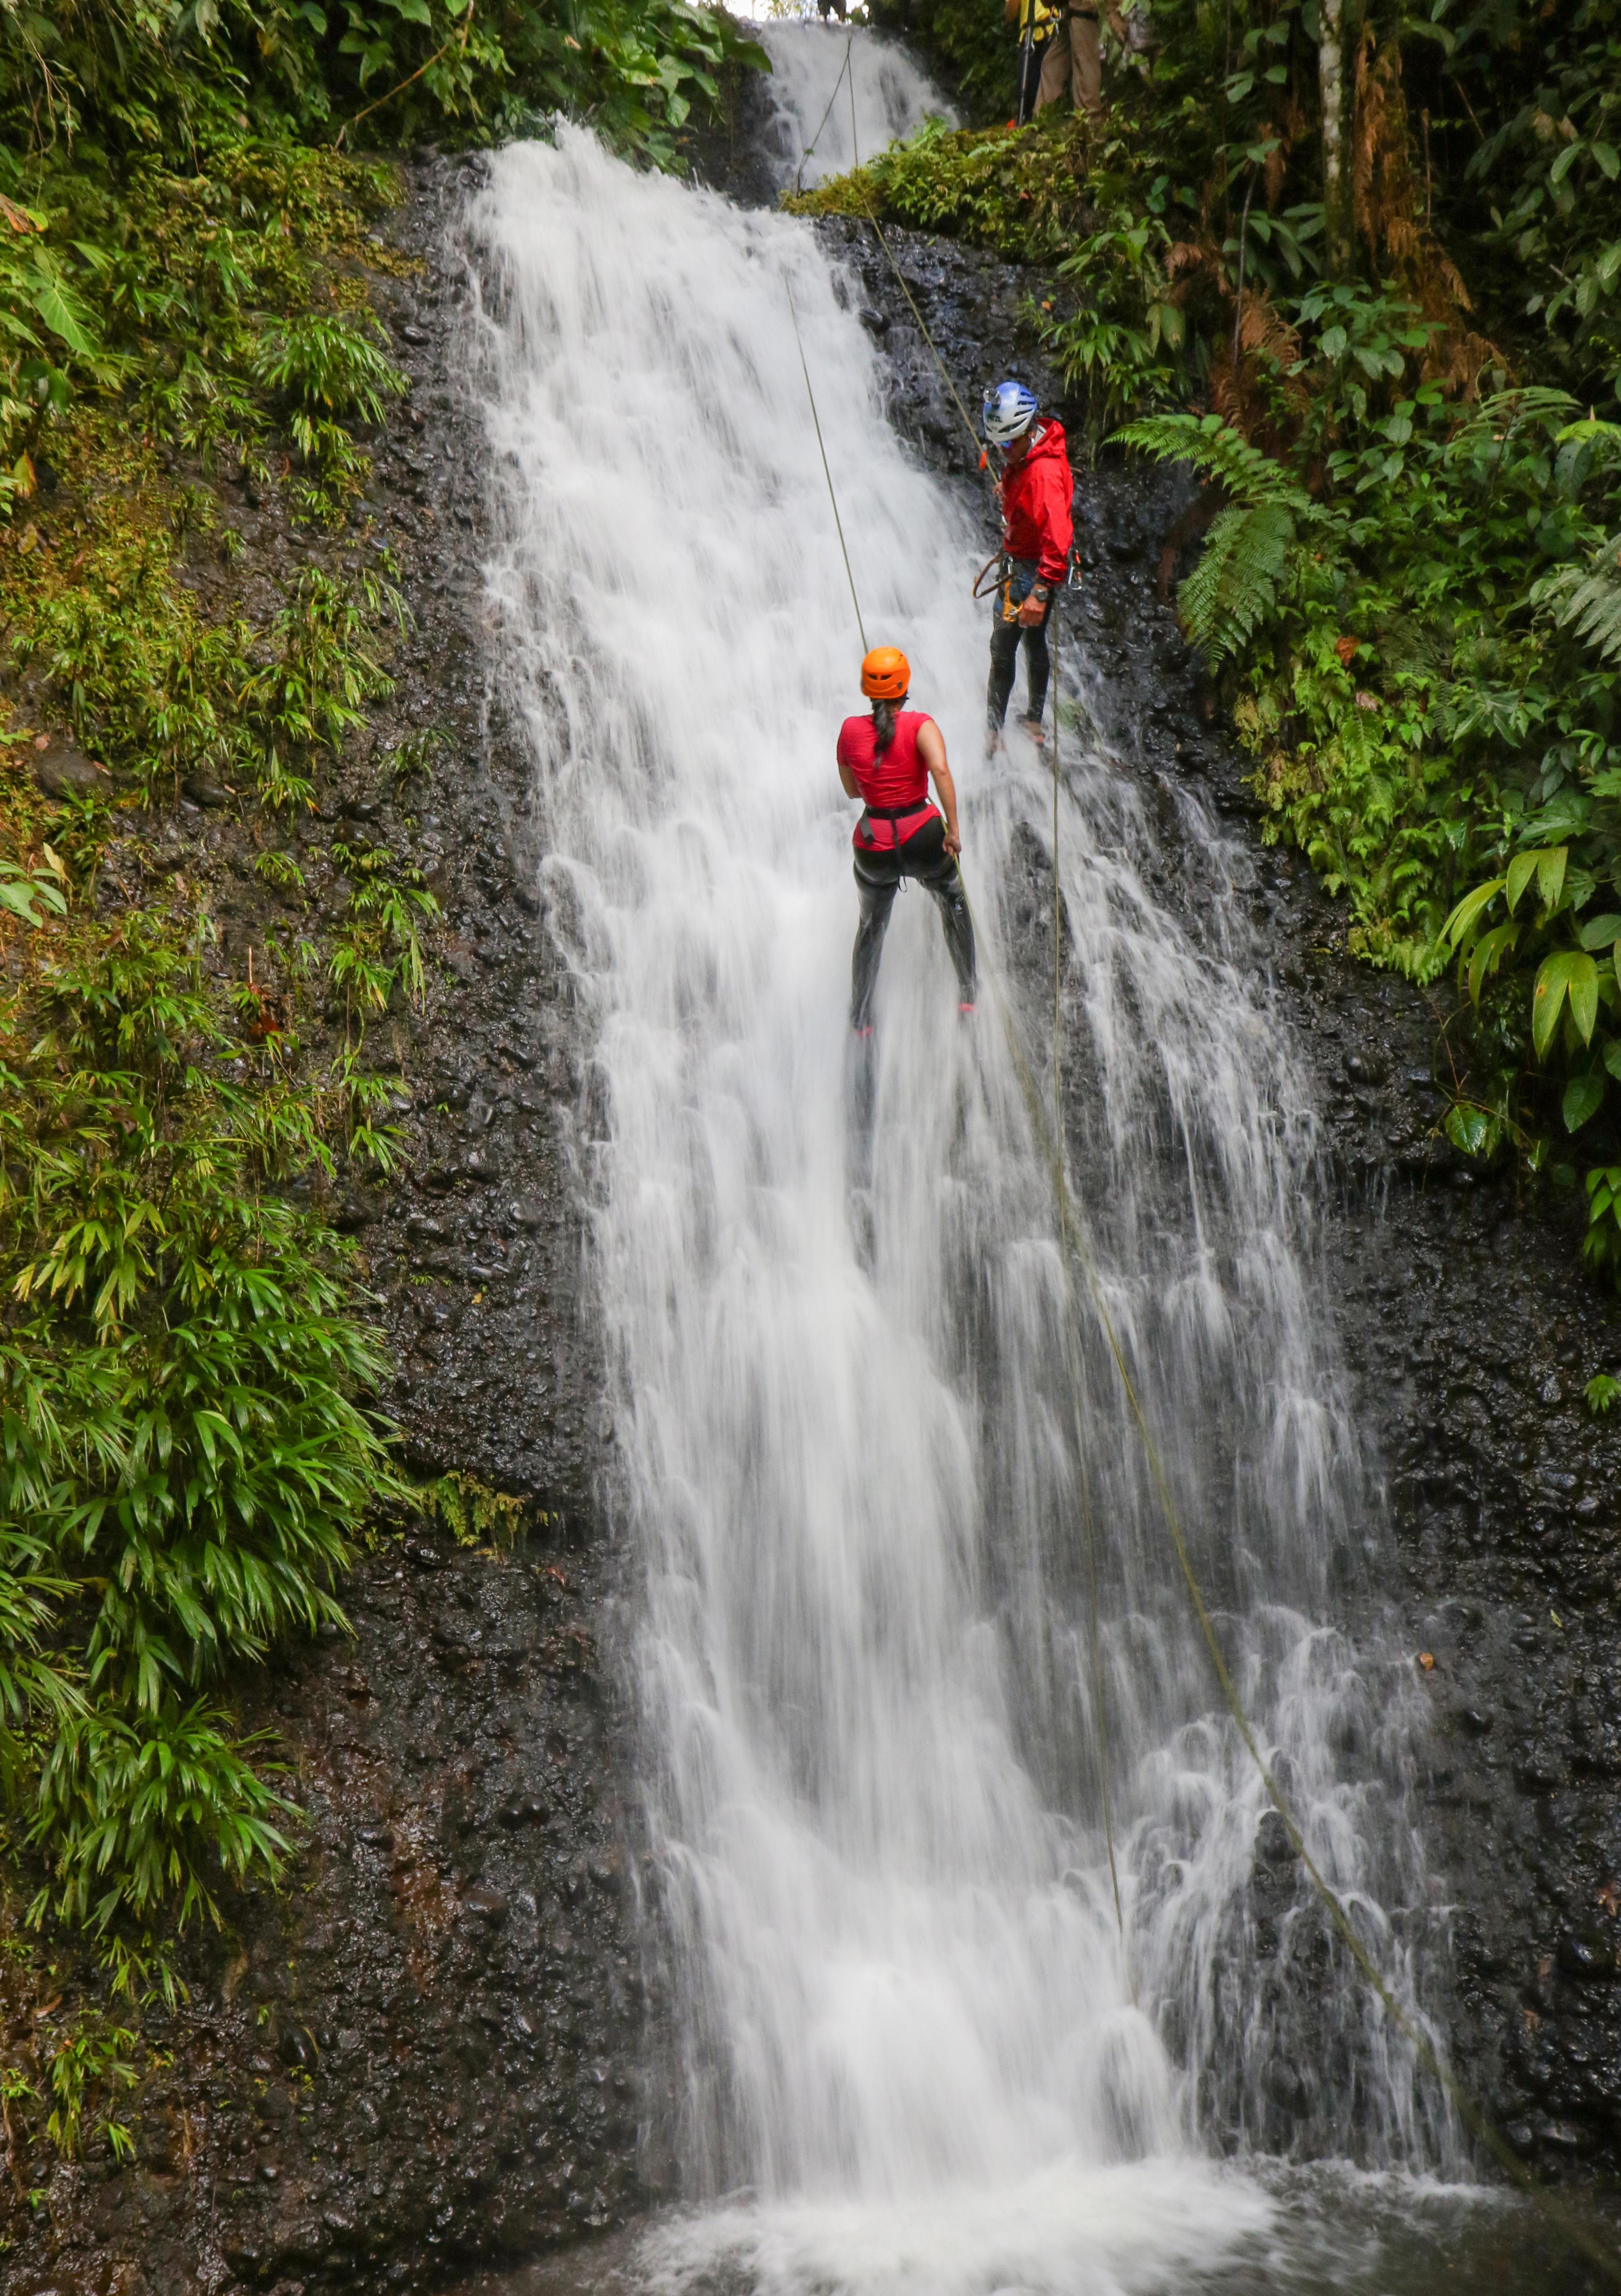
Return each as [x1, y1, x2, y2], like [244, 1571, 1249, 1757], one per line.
[786, 280, 867, 653]
[795, 26, 856, 196]
[845, 67, 987, 473]
[1048, 600, 1126, 1942]
[790, 151, 1621, 2275]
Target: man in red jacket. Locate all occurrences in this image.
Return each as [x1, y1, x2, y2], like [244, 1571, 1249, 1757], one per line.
[982, 379, 1074, 751]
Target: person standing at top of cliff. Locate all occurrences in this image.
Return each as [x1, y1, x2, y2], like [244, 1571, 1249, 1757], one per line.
[1004, 0, 1058, 125]
[982, 380, 1073, 752]
[1036, 0, 1130, 120]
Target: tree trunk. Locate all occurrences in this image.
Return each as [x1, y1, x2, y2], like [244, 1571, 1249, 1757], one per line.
[1319, 0, 1349, 272]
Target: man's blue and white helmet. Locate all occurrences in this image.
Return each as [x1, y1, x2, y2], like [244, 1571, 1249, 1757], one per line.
[982, 379, 1039, 446]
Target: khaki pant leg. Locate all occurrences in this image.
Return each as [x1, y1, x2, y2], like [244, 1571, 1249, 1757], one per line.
[1034, 20, 1070, 111]
[1070, 10, 1103, 114]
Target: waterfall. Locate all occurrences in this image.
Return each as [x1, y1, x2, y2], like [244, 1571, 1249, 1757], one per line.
[755, 20, 955, 190]
[466, 53, 1456, 2292]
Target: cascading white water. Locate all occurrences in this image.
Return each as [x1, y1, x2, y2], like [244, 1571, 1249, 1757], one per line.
[755, 19, 954, 190]
[467, 42, 1456, 2291]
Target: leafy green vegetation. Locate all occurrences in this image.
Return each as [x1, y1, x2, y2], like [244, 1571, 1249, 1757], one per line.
[807, 0, 1621, 1269]
[415, 1467, 534, 1548]
[0, 0, 763, 2153]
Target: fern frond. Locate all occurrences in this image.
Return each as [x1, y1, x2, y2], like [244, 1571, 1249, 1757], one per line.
[1177, 498, 1297, 664]
[1533, 530, 1621, 666]
[1335, 688, 1379, 786]
[1444, 386, 1582, 468]
[1113, 412, 1316, 513]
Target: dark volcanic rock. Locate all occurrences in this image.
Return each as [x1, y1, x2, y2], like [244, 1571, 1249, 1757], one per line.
[35, 739, 111, 799]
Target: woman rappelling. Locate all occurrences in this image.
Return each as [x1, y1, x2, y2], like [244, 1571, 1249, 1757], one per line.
[836, 645, 978, 1033]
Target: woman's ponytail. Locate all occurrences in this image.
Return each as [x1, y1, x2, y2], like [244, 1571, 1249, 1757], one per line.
[872, 696, 900, 755]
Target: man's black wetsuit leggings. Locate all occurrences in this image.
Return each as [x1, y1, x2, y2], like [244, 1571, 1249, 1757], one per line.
[850, 814, 978, 1030]
[987, 556, 1054, 732]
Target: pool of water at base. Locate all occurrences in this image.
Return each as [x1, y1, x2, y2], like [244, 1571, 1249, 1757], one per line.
[445, 2167, 1621, 2296]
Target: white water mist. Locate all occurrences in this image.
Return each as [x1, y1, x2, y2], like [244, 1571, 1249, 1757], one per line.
[756, 20, 954, 190]
[466, 46, 1455, 2290]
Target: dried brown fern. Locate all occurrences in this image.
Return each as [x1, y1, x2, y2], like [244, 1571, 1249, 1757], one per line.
[1264, 95, 1309, 211]
[1208, 287, 1311, 444]
[1350, 26, 1502, 400]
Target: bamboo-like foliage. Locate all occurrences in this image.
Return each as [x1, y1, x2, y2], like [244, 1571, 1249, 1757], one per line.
[0, 902, 401, 1978]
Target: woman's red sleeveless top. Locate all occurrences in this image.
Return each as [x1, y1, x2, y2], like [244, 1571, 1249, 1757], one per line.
[837, 711, 940, 852]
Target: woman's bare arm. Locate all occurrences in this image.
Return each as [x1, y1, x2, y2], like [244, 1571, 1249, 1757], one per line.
[917, 718, 962, 857]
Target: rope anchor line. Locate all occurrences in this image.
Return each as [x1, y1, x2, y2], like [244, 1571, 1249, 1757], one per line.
[786, 278, 867, 653]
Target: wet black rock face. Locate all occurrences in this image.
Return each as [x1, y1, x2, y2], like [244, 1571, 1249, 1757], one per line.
[12, 1539, 640, 2296]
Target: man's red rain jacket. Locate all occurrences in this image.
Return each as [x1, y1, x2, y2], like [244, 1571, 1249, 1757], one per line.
[1000, 418, 1074, 584]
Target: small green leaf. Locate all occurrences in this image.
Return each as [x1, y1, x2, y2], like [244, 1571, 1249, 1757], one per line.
[1445, 1102, 1498, 1158]
[1564, 1071, 1605, 1131]
[1533, 949, 1600, 1056]
[1505, 852, 1541, 913]
[1468, 919, 1517, 1003]
[1442, 875, 1505, 947]
[1537, 846, 1568, 911]
[1585, 1373, 1621, 1415]
[1581, 913, 1621, 951]
[30, 280, 96, 358]
[1592, 142, 1620, 180]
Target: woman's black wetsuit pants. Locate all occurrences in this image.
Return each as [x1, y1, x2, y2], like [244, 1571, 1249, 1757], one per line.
[850, 814, 978, 1029]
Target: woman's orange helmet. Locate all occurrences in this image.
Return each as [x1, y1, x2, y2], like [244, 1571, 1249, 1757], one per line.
[860, 647, 910, 701]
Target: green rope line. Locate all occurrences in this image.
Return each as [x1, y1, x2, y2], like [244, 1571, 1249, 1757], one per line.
[796, 25, 855, 196]
[786, 279, 867, 654]
[1047, 608, 1126, 1946]
[845, 73, 988, 468]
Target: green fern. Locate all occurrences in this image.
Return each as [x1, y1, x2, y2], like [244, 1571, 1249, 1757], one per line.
[1175, 499, 1298, 664]
[1114, 415, 1324, 665]
[1532, 528, 1621, 666]
[1113, 412, 1316, 512]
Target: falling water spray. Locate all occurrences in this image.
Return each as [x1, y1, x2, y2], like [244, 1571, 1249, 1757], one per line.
[464, 45, 1457, 2290]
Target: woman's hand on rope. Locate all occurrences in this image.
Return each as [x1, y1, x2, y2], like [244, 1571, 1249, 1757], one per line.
[942, 826, 962, 859]
[1017, 590, 1048, 627]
